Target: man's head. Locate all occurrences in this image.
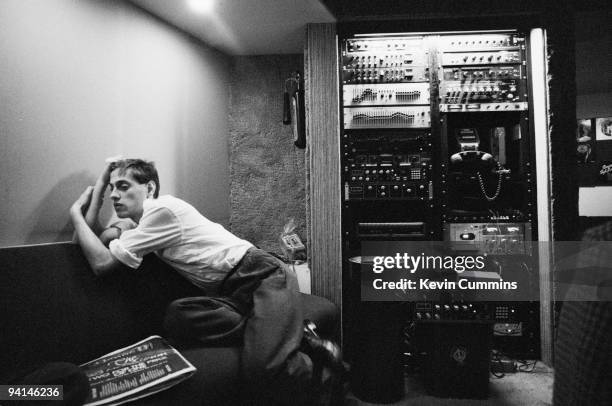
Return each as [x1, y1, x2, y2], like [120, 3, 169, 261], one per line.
[108, 159, 159, 222]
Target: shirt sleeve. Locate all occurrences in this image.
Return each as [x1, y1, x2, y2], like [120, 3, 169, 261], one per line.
[108, 206, 182, 269]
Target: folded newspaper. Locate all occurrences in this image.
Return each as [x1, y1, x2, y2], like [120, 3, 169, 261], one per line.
[80, 336, 196, 406]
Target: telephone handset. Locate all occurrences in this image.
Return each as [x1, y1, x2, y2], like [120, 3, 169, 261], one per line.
[450, 149, 495, 165]
[450, 128, 506, 201]
[283, 72, 306, 149]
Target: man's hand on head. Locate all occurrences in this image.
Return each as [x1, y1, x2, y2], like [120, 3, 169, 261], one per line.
[97, 164, 112, 187]
[99, 156, 123, 185]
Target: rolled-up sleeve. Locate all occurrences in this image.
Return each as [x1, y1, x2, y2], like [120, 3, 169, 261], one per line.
[108, 206, 182, 269]
[109, 239, 143, 269]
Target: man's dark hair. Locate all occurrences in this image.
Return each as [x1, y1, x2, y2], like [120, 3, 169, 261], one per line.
[110, 159, 160, 198]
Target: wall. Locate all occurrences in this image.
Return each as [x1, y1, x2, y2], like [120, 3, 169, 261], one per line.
[0, 0, 231, 247]
[575, 11, 612, 119]
[228, 55, 306, 253]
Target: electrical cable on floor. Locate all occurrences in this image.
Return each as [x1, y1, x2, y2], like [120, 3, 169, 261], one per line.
[491, 348, 540, 379]
[517, 360, 538, 372]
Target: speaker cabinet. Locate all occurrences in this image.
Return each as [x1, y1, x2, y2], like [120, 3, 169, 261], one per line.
[417, 321, 493, 399]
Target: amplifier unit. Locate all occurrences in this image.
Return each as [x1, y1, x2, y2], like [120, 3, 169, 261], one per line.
[357, 222, 426, 239]
[445, 222, 531, 255]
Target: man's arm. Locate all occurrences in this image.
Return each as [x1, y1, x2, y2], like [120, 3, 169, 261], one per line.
[98, 220, 136, 246]
[71, 162, 113, 244]
[70, 186, 122, 276]
[99, 226, 122, 246]
[83, 163, 114, 234]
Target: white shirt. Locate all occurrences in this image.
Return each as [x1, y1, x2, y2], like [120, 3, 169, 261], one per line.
[109, 195, 253, 291]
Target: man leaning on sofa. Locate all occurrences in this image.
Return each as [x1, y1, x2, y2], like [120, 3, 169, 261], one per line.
[3, 158, 343, 406]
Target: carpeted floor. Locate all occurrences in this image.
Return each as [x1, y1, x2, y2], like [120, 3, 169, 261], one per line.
[345, 363, 553, 406]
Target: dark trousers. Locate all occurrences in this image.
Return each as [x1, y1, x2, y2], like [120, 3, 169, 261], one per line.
[164, 248, 314, 405]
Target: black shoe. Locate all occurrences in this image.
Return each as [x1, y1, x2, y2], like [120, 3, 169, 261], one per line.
[302, 320, 344, 373]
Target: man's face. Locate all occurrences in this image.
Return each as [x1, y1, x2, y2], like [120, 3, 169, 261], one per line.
[109, 169, 149, 222]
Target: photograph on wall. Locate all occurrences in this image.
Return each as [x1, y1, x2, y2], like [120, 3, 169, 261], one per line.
[576, 119, 595, 163]
[576, 119, 593, 142]
[598, 161, 612, 184]
[595, 117, 612, 141]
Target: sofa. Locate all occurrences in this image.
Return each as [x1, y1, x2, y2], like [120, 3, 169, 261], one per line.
[0, 242, 339, 405]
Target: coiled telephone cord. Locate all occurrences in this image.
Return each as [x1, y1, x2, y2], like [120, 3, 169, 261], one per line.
[477, 162, 503, 201]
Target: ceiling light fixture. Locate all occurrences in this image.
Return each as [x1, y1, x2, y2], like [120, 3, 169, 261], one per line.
[187, 0, 214, 14]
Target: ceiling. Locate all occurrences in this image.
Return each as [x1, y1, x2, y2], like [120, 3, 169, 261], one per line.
[129, 0, 336, 55]
[130, 0, 611, 61]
